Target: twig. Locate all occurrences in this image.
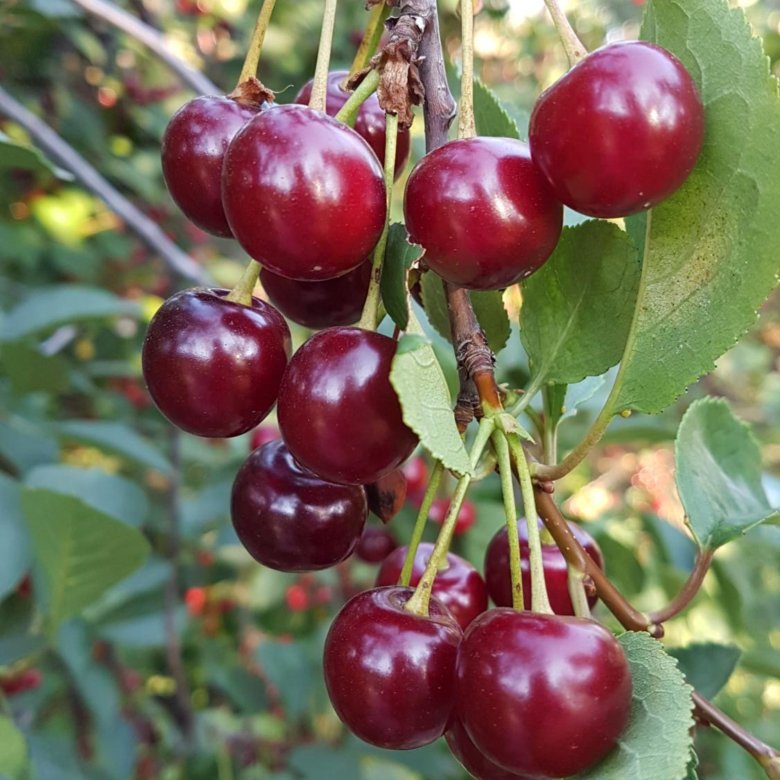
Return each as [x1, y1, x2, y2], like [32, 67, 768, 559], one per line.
[70, 0, 218, 95]
[541, 0, 587, 66]
[649, 549, 714, 624]
[0, 85, 210, 285]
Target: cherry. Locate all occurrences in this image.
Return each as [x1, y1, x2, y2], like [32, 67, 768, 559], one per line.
[355, 526, 398, 564]
[484, 518, 603, 615]
[294, 70, 411, 179]
[249, 424, 279, 451]
[161, 96, 262, 237]
[277, 327, 418, 485]
[142, 289, 291, 438]
[402, 456, 429, 506]
[430, 498, 477, 536]
[376, 543, 487, 630]
[323, 586, 462, 749]
[231, 439, 367, 571]
[446, 717, 535, 780]
[403, 137, 562, 290]
[260, 259, 371, 330]
[365, 467, 408, 523]
[222, 104, 386, 281]
[529, 41, 705, 218]
[0, 668, 42, 696]
[457, 609, 632, 777]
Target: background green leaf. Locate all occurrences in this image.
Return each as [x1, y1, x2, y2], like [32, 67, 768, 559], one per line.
[381, 224, 423, 330]
[0, 131, 73, 181]
[0, 473, 31, 600]
[0, 715, 28, 779]
[474, 78, 521, 139]
[668, 643, 741, 699]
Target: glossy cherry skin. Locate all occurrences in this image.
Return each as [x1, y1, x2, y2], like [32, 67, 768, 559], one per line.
[260, 259, 371, 329]
[529, 41, 705, 218]
[323, 586, 462, 749]
[161, 96, 261, 236]
[231, 439, 367, 571]
[403, 137, 562, 290]
[355, 526, 398, 564]
[457, 609, 632, 778]
[142, 289, 291, 437]
[430, 498, 477, 536]
[222, 104, 386, 281]
[376, 543, 487, 631]
[446, 717, 537, 780]
[294, 70, 411, 179]
[484, 518, 603, 616]
[277, 327, 418, 485]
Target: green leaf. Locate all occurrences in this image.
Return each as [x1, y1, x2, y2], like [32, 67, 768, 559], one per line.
[0, 715, 27, 779]
[0, 342, 69, 395]
[21, 489, 150, 632]
[0, 474, 31, 600]
[390, 334, 471, 476]
[0, 131, 73, 180]
[287, 745, 361, 779]
[668, 643, 741, 699]
[256, 639, 318, 720]
[611, 0, 780, 414]
[381, 224, 423, 330]
[474, 79, 520, 139]
[520, 221, 640, 385]
[56, 420, 172, 474]
[0, 286, 140, 342]
[675, 398, 778, 549]
[419, 273, 511, 354]
[576, 632, 694, 780]
[26, 465, 148, 528]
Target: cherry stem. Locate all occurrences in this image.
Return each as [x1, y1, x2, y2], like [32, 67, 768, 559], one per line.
[225, 260, 261, 306]
[334, 69, 380, 127]
[237, 0, 278, 84]
[400, 460, 444, 587]
[358, 110, 398, 331]
[649, 549, 715, 624]
[540, 385, 558, 465]
[348, 2, 391, 78]
[507, 434, 552, 614]
[492, 430, 524, 610]
[567, 566, 591, 618]
[541, 0, 587, 67]
[457, 0, 477, 139]
[309, 0, 340, 113]
[405, 417, 495, 617]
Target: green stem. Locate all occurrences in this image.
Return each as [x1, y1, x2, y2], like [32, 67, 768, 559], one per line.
[567, 566, 591, 618]
[308, 0, 340, 112]
[405, 417, 495, 616]
[457, 0, 476, 139]
[334, 69, 380, 127]
[349, 3, 390, 77]
[225, 260, 261, 306]
[492, 430, 523, 610]
[542, 0, 587, 66]
[507, 434, 552, 614]
[400, 460, 444, 586]
[541, 385, 558, 465]
[507, 373, 544, 417]
[237, 0, 278, 84]
[357, 110, 397, 331]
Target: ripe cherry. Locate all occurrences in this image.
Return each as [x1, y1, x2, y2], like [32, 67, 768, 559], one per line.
[355, 526, 398, 564]
[260, 259, 372, 330]
[294, 70, 411, 179]
[161, 96, 262, 236]
[142, 289, 291, 438]
[231, 439, 367, 571]
[529, 41, 705, 218]
[277, 327, 417, 485]
[402, 456, 428, 505]
[484, 518, 603, 615]
[429, 498, 478, 536]
[222, 104, 386, 281]
[0, 668, 42, 697]
[446, 717, 534, 780]
[323, 586, 462, 749]
[457, 609, 632, 777]
[376, 543, 487, 630]
[403, 137, 562, 290]
[249, 424, 279, 451]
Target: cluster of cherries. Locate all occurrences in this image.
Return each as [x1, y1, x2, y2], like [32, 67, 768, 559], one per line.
[142, 35, 705, 780]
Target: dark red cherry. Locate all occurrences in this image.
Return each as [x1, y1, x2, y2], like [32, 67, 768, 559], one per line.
[142, 289, 290, 437]
[231, 439, 367, 571]
[403, 137, 562, 290]
[294, 70, 411, 179]
[161, 96, 262, 237]
[365, 467, 408, 523]
[457, 609, 632, 778]
[529, 41, 705, 218]
[446, 717, 536, 780]
[249, 424, 279, 451]
[260, 259, 371, 329]
[277, 327, 417, 485]
[222, 104, 386, 281]
[376, 543, 487, 630]
[402, 456, 429, 506]
[484, 518, 603, 615]
[355, 526, 398, 564]
[430, 498, 477, 536]
[323, 586, 462, 749]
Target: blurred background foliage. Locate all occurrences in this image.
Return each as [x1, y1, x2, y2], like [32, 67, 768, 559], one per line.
[0, 0, 779, 778]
